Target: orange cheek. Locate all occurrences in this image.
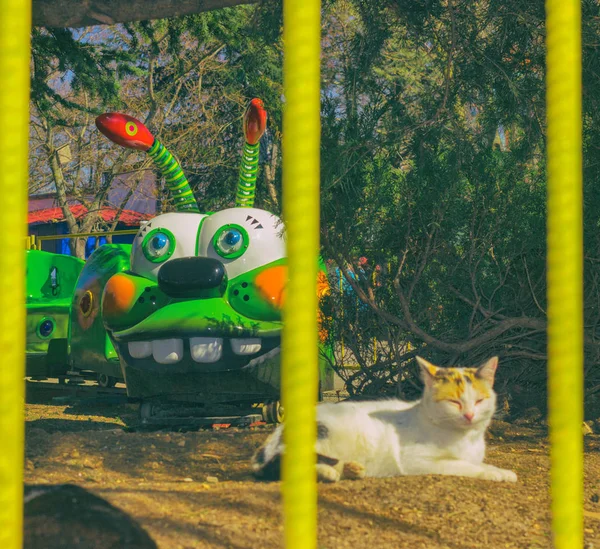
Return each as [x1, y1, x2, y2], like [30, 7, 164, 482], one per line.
[103, 274, 137, 316]
[255, 265, 287, 309]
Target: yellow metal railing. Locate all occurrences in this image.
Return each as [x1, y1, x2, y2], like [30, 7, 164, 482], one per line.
[281, 0, 321, 546]
[0, 0, 587, 547]
[546, 0, 583, 547]
[25, 229, 139, 251]
[0, 0, 31, 547]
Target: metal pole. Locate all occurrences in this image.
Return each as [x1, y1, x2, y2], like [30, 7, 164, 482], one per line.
[546, 0, 583, 546]
[0, 0, 31, 547]
[281, 0, 321, 545]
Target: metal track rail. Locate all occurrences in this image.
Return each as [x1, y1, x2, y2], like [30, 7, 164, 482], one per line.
[25, 378, 270, 429]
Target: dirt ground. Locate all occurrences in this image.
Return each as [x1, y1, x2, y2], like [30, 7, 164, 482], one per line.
[22, 394, 600, 549]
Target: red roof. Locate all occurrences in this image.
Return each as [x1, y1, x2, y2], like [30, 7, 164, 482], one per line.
[28, 205, 153, 226]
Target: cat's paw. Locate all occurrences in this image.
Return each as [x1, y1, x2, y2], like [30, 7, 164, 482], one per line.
[342, 461, 366, 480]
[478, 466, 517, 482]
[316, 464, 340, 483]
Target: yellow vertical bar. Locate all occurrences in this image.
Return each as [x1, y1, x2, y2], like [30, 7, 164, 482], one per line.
[546, 0, 583, 547]
[0, 0, 31, 548]
[281, 0, 321, 545]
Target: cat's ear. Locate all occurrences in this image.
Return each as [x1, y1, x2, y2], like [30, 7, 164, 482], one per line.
[416, 356, 438, 388]
[476, 356, 498, 385]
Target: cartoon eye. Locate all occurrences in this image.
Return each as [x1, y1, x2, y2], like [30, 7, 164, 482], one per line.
[213, 224, 249, 259]
[142, 228, 176, 263]
[125, 121, 138, 136]
[37, 318, 55, 338]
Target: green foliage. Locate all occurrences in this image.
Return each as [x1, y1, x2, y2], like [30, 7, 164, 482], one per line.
[319, 0, 600, 410]
[31, 28, 138, 121]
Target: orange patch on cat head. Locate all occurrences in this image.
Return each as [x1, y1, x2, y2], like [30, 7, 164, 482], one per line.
[432, 368, 491, 401]
[417, 356, 496, 400]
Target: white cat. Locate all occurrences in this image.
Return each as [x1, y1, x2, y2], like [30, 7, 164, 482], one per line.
[252, 356, 517, 483]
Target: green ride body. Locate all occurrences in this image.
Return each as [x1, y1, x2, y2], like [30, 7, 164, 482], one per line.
[25, 250, 84, 376]
[69, 244, 132, 380]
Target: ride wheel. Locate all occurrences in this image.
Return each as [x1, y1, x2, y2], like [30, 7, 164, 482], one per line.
[261, 400, 284, 424]
[97, 373, 117, 388]
[139, 401, 155, 421]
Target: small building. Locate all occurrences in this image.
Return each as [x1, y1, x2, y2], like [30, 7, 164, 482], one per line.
[29, 180, 157, 257]
[28, 201, 153, 257]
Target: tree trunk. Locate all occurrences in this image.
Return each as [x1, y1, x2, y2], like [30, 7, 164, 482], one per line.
[47, 148, 90, 258]
[48, 151, 78, 233]
[73, 237, 87, 259]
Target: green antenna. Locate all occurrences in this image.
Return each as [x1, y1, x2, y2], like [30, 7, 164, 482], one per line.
[235, 98, 267, 208]
[95, 113, 200, 213]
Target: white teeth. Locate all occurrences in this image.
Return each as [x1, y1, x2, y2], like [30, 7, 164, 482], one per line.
[152, 339, 184, 364]
[231, 338, 262, 355]
[128, 341, 152, 359]
[190, 337, 223, 363]
[128, 337, 263, 363]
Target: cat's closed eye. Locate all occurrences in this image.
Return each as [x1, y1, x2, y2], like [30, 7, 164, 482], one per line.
[448, 399, 462, 408]
[475, 399, 485, 405]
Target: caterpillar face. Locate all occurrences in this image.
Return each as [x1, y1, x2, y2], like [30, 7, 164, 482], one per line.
[101, 209, 287, 370]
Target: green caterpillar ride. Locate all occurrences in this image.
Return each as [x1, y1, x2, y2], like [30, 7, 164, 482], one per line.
[26, 99, 334, 423]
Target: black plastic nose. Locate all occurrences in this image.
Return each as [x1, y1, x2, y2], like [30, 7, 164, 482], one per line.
[158, 257, 227, 298]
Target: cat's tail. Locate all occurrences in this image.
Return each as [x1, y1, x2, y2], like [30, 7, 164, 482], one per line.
[251, 425, 365, 482]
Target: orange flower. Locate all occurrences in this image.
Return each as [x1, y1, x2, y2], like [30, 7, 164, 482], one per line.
[317, 270, 330, 300]
[318, 309, 330, 343]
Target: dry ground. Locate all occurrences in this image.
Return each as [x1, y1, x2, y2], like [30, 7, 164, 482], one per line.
[22, 398, 600, 549]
